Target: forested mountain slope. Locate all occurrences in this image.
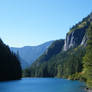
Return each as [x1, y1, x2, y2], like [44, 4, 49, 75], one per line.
[0, 39, 22, 81]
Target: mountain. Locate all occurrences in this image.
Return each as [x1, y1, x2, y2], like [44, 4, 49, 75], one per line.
[11, 41, 53, 69]
[24, 12, 92, 88]
[0, 39, 22, 81]
[32, 39, 64, 66]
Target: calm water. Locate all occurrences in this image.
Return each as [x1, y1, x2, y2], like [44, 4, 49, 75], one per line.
[0, 78, 86, 92]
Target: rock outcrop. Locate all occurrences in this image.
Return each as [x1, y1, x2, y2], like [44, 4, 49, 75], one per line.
[64, 12, 92, 51]
[64, 28, 86, 51]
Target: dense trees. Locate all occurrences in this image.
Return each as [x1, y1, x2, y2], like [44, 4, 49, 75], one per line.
[23, 41, 85, 79]
[83, 23, 92, 88]
[0, 39, 22, 81]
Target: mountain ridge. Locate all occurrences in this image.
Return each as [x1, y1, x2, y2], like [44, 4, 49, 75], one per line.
[11, 41, 53, 69]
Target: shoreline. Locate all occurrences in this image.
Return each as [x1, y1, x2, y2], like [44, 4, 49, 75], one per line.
[85, 88, 92, 92]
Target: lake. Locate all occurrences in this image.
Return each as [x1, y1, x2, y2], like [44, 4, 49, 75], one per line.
[0, 78, 86, 92]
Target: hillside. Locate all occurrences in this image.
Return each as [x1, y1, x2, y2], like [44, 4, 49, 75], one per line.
[11, 41, 53, 69]
[0, 39, 22, 81]
[23, 12, 92, 88]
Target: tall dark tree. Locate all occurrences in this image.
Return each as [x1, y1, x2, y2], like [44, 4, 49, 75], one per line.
[0, 39, 22, 81]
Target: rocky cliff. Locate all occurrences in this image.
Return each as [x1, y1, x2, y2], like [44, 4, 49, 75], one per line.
[64, 27, 86, 51]
[64, 13, 92, 51]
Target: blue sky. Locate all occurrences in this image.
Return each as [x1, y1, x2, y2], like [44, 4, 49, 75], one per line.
[0, 0, 92, 47]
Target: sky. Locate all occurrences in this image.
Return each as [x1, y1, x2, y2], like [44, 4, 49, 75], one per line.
[0, 0, 92, 47]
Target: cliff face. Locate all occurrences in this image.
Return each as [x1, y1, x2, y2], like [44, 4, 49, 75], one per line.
[80, 33, 87, 47]
[64, 13, 92, 51]
[64, 27, 86, 51]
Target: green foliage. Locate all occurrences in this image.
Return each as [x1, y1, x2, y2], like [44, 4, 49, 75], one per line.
[57, 65, 62, 78]
[68, 72, 86, 81]
[68, 12, 92, 35]
[22, 68, 30, 77]
[0, 39, 22, 81]
[83, 23, 92, 88]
